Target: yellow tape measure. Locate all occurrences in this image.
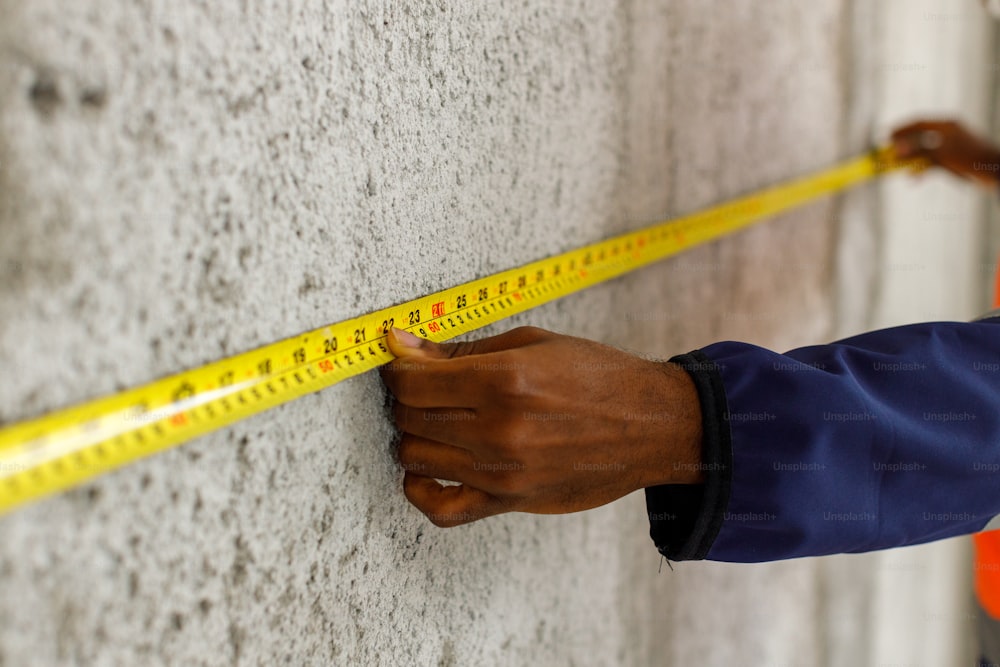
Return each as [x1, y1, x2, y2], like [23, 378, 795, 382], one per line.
[0, 147, 912, 516]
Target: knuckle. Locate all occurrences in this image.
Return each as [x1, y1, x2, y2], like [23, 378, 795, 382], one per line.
[512, 325, 550, 342]
[493, 469, 528, 497]
[487, 364, 536, 403]
[505, 368, 536, 400]
[484, 420, 525, 454]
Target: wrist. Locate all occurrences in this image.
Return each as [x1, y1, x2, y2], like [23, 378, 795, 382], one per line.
[636, 360, 705, 488]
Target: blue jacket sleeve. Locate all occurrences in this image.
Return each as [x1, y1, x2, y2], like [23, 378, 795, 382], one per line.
[646, 318, 1000, 563]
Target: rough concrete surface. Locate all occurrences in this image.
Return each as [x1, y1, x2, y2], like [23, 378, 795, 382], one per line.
[0, 1, 992, 665]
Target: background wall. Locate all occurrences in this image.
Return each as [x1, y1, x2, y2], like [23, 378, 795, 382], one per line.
[0, 1, 993, 665]
[833, 2, 995, 666]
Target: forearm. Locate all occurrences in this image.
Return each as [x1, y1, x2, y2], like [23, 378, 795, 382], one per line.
[648, 318, 1000, 563]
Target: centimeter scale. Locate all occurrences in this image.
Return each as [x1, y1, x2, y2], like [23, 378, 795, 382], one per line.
[0, 147, 915, 517]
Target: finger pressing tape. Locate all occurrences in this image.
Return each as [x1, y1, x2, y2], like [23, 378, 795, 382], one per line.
[0, 146, 912, 516]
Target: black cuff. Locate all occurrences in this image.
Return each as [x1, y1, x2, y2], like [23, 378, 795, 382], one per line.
[644, 350, 733, 561]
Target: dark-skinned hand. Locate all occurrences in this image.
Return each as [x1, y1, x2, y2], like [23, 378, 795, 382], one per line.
[892, 119, 1000, 188]
[380, 326, 704, 527]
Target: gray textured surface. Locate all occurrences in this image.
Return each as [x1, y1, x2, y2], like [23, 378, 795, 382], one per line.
[0, 1, 988, 665]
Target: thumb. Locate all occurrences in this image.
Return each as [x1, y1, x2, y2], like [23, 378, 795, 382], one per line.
[386, 327, 450, 360]
[387, 326, 552, 361]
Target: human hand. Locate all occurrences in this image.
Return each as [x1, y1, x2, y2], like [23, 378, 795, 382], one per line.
[379, 326, 704, 527]
[891, 119, 1000, 188]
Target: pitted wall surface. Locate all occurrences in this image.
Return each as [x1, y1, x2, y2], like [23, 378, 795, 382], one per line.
[0, 1, 987, 665]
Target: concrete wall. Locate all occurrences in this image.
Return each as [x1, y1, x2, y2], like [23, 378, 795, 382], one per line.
[0, 1, 990, 665]
[865, 3, 994, 666]
[833, 2, 995, 665]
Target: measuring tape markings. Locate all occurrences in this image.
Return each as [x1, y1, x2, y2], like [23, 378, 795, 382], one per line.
[0, 148, 911, 516]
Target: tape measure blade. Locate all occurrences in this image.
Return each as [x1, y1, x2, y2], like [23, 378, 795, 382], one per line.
[0, 148, 905, 516]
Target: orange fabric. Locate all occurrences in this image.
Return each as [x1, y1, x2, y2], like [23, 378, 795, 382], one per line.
[995, 257, 1000, 308]
[975, 531, 1000, 619]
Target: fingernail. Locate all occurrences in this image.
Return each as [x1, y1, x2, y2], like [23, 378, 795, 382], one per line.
[392, 327, 423, 348]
